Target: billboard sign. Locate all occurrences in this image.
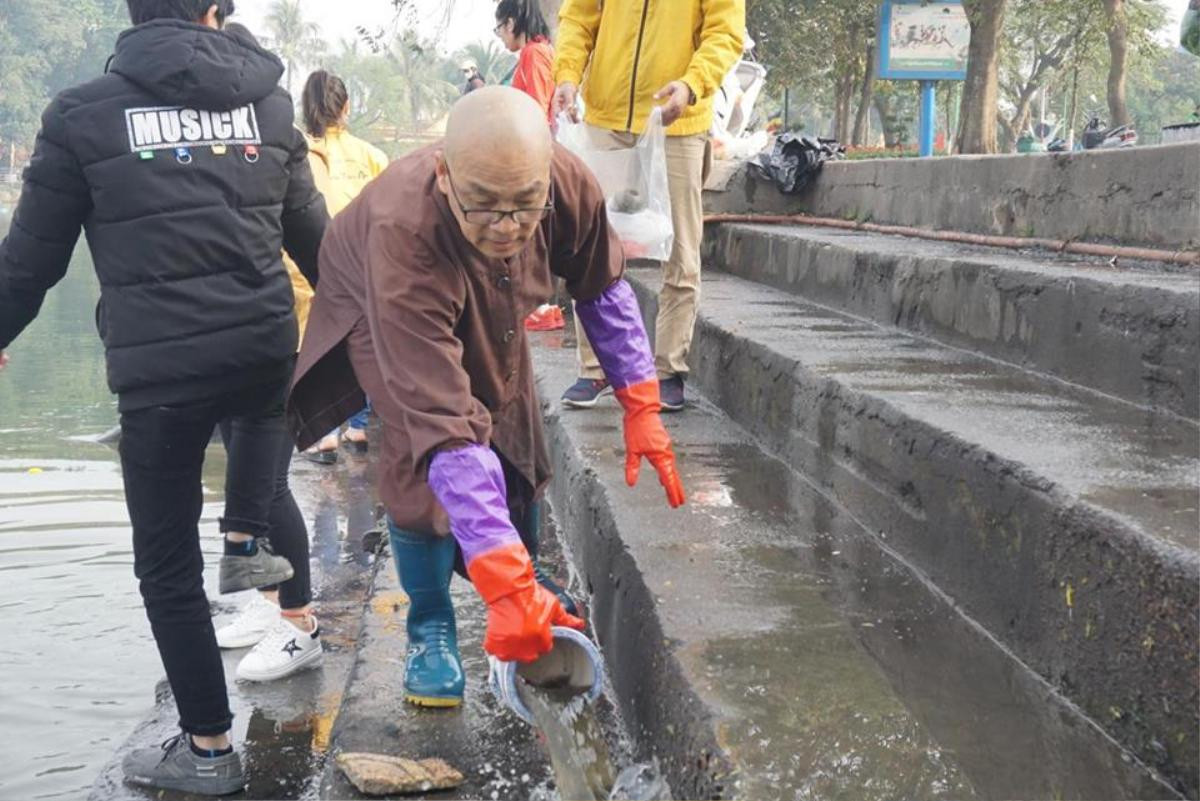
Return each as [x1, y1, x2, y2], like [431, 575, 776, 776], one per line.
[878, 1, 970, 80]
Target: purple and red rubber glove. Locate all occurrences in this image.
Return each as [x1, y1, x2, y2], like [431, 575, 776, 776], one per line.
[428, 445, 585, 663]
[576, 279, 686, 508]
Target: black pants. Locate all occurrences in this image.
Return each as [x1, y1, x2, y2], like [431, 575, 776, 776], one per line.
[118, 374, 294, 736]
[218, 419, 311, 610]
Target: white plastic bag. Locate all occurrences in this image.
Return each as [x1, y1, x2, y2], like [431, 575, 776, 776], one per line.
[557, 107, 674, 261]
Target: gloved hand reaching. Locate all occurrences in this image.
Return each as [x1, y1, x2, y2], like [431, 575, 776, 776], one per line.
[616, 380, 685, 507]
[428, 445, 584, 663]
[575, 279, 687, 509]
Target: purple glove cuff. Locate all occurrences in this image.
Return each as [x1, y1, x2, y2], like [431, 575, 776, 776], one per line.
[428, 445, 521, 565]
[576, 279, 656, 390]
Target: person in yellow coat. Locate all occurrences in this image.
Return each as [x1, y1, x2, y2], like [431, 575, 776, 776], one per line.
[553, 0, 744, 413]
[289, 70, 389, 463]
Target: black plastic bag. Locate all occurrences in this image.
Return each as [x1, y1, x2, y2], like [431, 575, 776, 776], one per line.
[753, 133, 845, 194]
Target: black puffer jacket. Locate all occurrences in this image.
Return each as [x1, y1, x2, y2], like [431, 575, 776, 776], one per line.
[0, 20, 327, 410]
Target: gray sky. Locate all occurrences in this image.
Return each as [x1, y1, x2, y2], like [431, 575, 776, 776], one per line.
[234, 0, 500, 56]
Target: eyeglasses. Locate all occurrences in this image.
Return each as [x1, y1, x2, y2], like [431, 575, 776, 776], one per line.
[493, 21, 506, 35]
[445, 168, 553, 225]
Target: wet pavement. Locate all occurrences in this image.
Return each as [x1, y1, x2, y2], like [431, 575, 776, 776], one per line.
[535, 337, 1182, 800]
[0, 249, 385, 801]
[0, 242, 631, 801]
[316, 506, 636, 801]
[626, 265, 1199, 794]
[88, 455, 382, 801]
[0, 252, 152, 801]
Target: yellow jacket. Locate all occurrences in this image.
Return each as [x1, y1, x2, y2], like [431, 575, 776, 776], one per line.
[285, 126, 388, 340]
[554, 0, 745, 137]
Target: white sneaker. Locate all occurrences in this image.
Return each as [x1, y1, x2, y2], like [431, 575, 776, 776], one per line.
[236, 616, 323, 682]
[215, 592, 279, 649]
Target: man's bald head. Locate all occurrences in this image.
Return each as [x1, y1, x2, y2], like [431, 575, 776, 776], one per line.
[436, 86, 555, 260]
[444, 86, 552, 172]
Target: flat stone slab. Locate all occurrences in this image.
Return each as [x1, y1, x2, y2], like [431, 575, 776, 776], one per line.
[336, 753, 464, 796]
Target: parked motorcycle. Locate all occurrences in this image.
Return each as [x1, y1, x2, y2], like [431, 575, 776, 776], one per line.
[1081, 113, 1138, 149]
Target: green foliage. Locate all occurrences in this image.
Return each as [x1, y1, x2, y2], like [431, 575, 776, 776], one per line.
[1183, 6, 1200, 56]
[0, 0, 127, 161]
[264, 0, 327, 96]
[1030, 1, 1191, 142]
[748, 0, 1185, 148]
[326, 32, 460, 155]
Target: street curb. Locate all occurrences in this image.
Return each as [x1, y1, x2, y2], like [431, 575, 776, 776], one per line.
[539, 391, 735, 801]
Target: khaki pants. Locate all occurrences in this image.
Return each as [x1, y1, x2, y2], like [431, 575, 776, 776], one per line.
[576, 125, 710, 380]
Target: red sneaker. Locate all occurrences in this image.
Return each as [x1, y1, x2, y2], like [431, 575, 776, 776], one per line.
[524, 304, 565, 331]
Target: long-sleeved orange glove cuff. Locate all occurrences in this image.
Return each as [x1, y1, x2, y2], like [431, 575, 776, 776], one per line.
[614, 380, 686, 508]
[467, 542, 585, 663]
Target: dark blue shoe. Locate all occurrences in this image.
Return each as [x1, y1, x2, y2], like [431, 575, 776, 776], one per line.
[533, 563, 580, 617]
[389, 525, 465, 707]
[522, 502, 581, 618]
[659, 375, 686, 412]
[561, 377, 612, 409]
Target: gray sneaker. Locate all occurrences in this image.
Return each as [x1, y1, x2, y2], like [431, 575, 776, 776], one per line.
[122, 733, 245, 796]
[219, 541, 294, 595]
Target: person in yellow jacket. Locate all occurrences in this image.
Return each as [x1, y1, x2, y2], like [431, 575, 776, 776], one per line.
[553, 0, 744, 412]
[289, 70, 389, 462]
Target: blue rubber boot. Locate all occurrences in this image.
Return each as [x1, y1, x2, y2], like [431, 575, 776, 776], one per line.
[388, 524, 465, 707]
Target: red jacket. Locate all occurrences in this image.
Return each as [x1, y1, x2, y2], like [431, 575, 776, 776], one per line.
[512, 37, 555, 121]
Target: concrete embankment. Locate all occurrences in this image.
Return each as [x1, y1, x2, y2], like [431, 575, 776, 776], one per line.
[534, 337, 1183, 800]
[705, 143, 1200, 251]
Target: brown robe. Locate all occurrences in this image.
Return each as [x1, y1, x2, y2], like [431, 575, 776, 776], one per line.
[287, 143, 623, 535]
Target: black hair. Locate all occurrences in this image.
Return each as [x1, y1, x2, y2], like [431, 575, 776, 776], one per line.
[302, 70, 350, 138]
[126, 0, 235, 25]
[495, 0, 551, 41]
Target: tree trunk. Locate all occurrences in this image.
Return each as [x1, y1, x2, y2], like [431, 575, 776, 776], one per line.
[1103, 0, 1130, 126]
[874, 94, 901, 147]
[851, 39, 877, 146]
[1067, 62, 1081, 148]
[942, 82, 957, 154]
[956, 0, 1008, 154]
[1002, 87, 1037, 151]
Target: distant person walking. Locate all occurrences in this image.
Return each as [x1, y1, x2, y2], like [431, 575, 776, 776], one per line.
[461, 59, 486, 94]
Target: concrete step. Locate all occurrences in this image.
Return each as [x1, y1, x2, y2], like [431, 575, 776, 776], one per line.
[703, 223, 1200, 419]
[622, 266, 1200, 797]
[533, 340, 1180, 800]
